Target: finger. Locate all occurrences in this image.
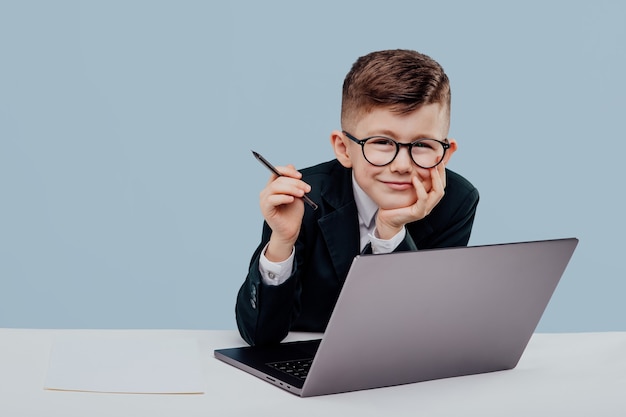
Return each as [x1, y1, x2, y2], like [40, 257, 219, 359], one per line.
[260, 190, 305, 221]
[264, 166, 304, 190]
[260, 180, 310, 218]
[272, 176, 311, 196]
[276, 164, 303, 179]
[424, 169, 445, 212]
[429, 164, 445, 196]
[264, 175, 311, 197]
[411, 175, 441, 219]
[407, 176, 427, 218]
[412, 175, 428, 203]
[263, 194, 297, 211]
[437, 161, 447, 188]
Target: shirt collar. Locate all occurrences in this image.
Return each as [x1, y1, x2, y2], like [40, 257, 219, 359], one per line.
[352, 173, 378, 230]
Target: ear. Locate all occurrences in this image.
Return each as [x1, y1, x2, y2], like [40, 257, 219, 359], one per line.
[330, 130, 353, 168]
[442, 137, 458, 165]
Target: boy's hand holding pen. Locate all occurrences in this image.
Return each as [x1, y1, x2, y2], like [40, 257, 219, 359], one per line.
[252, 150, 317, 263]
[252, 150, 318, 210]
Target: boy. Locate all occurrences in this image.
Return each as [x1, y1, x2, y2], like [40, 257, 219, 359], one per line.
[236, 49, 479, 346]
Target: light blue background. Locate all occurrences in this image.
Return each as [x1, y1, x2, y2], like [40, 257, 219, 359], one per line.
[1, 1, 624, 331]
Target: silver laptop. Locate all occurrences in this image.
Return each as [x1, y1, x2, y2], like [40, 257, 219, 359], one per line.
[215, 238, 578, 397]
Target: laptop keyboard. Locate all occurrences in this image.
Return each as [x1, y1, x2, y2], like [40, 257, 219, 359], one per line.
[267, 358, 313, 381]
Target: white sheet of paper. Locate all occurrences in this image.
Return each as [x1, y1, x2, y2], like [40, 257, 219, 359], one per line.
[44, 334, 205, 394]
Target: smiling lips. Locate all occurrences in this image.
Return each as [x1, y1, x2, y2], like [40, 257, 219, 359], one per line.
[382, 181, 413, 191]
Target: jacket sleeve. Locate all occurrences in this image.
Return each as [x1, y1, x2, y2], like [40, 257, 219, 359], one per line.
[442, 186, 479, 247]
[235, 223, 302, 346]
[412, 174, 480, 249]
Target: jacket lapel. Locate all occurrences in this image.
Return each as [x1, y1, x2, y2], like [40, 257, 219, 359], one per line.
[317, 165, 360, 281]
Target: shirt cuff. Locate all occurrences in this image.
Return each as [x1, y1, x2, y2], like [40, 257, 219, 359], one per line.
[258, 243, 295, 286]
[368, 227, 407, 254]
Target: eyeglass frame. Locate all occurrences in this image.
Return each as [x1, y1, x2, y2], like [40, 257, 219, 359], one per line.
[342, 130, 450, 169]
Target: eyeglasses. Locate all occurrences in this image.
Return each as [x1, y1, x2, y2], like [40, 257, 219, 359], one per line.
[342, 131, 450, 169]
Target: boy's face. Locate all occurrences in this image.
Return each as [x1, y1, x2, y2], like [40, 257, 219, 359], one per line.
[331, 103, 456, 210]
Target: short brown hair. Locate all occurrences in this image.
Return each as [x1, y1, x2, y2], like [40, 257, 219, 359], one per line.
[341, 49, 451, 129]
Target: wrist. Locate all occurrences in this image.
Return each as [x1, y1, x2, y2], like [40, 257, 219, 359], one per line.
[369, 226, 406, 254]
[265, 236, 297, 263]
[374, 221, 403, 240]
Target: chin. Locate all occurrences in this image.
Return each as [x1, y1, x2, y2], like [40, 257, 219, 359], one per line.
[376, 196, 418, 211]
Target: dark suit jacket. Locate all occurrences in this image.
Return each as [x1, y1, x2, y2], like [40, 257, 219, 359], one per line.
[236, 159, 479, 346]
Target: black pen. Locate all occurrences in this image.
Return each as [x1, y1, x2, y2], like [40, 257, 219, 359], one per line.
[252, 150, 318, 210]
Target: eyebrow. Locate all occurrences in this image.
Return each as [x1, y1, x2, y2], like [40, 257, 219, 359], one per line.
[366, 129, 439, 142]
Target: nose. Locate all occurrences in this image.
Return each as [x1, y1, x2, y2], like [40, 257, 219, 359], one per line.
[389, 144, 413, 173]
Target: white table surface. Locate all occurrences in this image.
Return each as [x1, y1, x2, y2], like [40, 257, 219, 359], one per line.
[1, 328, 625, 417]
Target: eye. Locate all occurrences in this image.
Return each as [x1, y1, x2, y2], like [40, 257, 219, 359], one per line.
[413, 140, 436, 150]
[368, 137, 395, 148]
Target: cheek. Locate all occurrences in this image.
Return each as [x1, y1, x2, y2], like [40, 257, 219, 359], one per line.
[352, 162, 378, 183]
[345, 143, 363, 164]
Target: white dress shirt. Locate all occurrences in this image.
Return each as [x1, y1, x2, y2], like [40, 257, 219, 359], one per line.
[259, 174, 406, 286]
